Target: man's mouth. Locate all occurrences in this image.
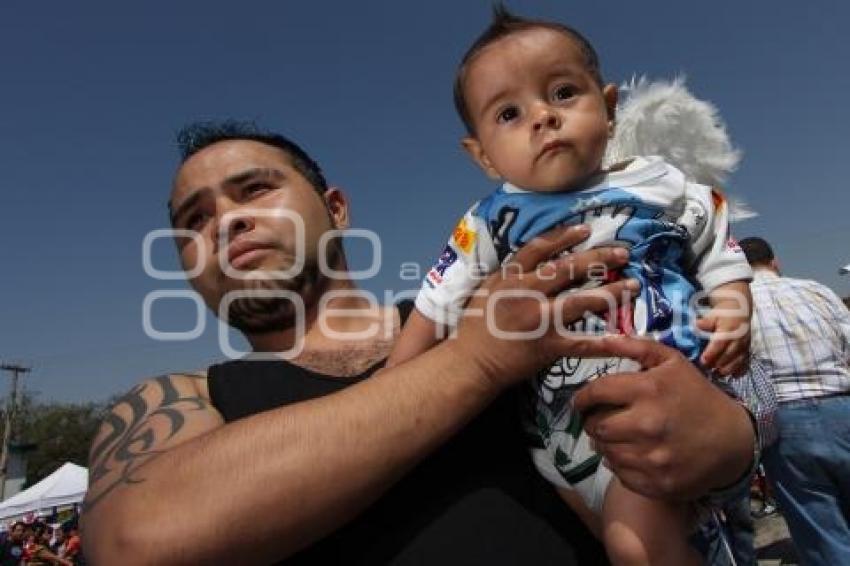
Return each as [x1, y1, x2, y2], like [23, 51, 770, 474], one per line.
[226, 239, 275, 270]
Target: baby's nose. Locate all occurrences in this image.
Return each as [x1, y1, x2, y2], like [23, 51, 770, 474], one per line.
[533, 106, 561, 131]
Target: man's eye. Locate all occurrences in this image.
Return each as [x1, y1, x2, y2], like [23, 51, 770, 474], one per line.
[497, 106, 519, 123]
[243, 183, 271, 198]
[553, 85, 576, 101]
[185, 212, 209, 232]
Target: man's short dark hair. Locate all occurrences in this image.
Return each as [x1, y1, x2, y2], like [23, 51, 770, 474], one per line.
[176, 120, 329, 195]
[453, 4, 604, 134]
[739, 237, 775, 267]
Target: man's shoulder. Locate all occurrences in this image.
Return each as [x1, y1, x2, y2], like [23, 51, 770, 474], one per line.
[123, 369, 210, 399]
[168, 369, 211, 398]
[85, 370, 225, 513]
[770, 275, 834, 295]
[755, 274, 844, 307]
[105, 369, 219, 424]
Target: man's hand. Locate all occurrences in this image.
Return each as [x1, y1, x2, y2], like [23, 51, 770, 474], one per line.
[451, 224, 640, 391]
[572, 335, 755, 500]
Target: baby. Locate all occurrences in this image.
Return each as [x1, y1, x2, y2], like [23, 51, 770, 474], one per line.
[388, 7, 752, 566]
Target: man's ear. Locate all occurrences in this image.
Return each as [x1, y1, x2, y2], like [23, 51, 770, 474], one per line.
[323, 187, 349, 229]
[603, 83, 618, 137]
[461, 137, 501, 180]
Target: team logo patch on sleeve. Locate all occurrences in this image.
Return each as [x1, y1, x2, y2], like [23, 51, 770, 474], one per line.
[427, 245, 458, 286]
[726, 236, 742, 251]
[452, 218, 477, 254]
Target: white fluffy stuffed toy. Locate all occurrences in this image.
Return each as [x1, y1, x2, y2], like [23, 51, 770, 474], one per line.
[604, 76, 757, 222]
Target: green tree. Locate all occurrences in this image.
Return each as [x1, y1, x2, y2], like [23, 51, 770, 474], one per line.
[0, 392, 107, 486]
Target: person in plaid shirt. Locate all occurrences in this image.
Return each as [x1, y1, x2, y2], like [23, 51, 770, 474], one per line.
[740, 236, 850, 565]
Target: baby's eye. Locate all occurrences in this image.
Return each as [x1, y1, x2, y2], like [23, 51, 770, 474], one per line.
[553, 85, 576, 101]
[497, 105, 519, 123]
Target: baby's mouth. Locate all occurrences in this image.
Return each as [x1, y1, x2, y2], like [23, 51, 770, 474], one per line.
[537, 140, 570, 160]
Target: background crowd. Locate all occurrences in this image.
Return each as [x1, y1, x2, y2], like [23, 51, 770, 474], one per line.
[0, 516, 83, 566]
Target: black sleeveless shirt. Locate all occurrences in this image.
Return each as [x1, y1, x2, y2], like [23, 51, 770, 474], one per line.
[208, 304, 607, 565]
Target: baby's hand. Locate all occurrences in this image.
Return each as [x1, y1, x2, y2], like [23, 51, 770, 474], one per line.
[697, 309, 751, 377]
[697, 280, 752, 377]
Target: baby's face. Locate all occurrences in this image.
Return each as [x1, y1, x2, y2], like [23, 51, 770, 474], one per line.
[461, 28, 616, 192]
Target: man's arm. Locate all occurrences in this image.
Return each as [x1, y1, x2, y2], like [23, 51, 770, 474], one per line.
[83, 352, 502, 565]
[816, 282, 850, 362]
[84, 373, 222, 514]
[82, 225, 637, 566]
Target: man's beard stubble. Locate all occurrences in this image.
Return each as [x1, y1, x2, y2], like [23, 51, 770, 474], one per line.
[223, 238, 343, 335]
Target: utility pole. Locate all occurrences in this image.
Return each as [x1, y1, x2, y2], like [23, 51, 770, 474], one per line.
[0, 363, 30, 501]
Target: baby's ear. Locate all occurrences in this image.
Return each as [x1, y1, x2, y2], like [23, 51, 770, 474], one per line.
[603, 83, 618, 131]
[461, 137, 501, 180]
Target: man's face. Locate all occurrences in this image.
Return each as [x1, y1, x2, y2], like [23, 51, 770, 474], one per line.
[170, 140, 342, 332]
[9, 524, 24, 543]
[461, 28, 617, 192]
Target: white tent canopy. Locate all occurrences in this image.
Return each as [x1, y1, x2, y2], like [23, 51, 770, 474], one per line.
[0, 463, 87, 520]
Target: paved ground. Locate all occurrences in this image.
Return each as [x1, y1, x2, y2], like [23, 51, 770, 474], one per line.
[754, 506, 799, 565]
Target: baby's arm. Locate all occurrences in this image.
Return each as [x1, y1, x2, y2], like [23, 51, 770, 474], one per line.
[680, 185, 753, 377]
[698, 279, 752, 376]
[386, 310, 443, 367]
[388, 205, 499, 368]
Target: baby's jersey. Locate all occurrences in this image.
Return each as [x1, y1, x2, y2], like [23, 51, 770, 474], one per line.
[415, 156, 752, 495]
[415, 156, 752, 361]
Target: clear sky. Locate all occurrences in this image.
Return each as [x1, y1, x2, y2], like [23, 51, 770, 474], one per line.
[2, 0, 848, 403]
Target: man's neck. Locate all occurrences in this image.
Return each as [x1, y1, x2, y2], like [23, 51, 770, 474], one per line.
[244, 277, 401, 376]
[753, 265, 780, 277]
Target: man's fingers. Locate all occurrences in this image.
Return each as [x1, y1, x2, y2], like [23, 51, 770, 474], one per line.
[589, 335, 675, 370]
[510, 224, 591, 271]
[572, 370, 651, 414]
[583, 403, 667, 445]
[553, 280, 640, 327]
[536, 246, 630, 294]
[583, 409, 636, 444]
[594, 441, 645, 470]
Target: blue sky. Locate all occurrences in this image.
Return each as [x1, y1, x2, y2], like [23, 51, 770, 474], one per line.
[1, 0, 848, 403]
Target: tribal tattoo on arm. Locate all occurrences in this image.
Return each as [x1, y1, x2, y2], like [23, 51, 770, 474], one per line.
[85, 374, 215, 512]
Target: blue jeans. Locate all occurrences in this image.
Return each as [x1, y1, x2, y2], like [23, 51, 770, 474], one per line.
[721, 493, 756, 566]
[691, 489, 755, 566]
[762, 395, 850, 566]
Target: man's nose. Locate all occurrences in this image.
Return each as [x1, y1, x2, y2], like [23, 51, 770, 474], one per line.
[215, 205, 256, 248]
[532, 104, 561, 132]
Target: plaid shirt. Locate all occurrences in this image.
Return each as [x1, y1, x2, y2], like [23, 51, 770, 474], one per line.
[749, 269, 850, 403]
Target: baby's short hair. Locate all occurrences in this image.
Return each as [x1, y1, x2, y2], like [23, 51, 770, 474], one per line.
[453, 4, 604, 135]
